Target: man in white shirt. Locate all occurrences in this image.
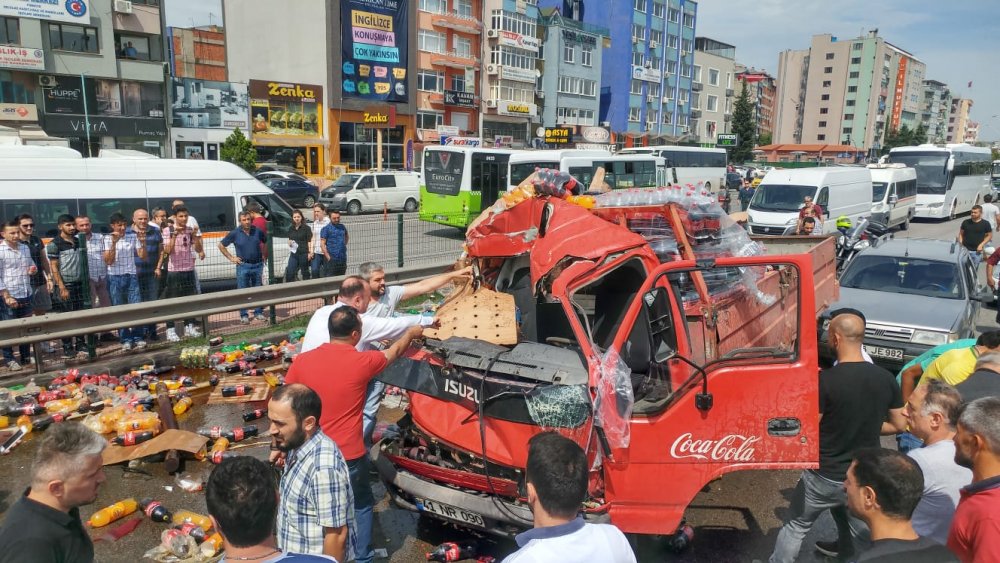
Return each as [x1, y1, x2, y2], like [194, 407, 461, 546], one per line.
[502, 432, 636, 563]
[309, 204, 330, 279]
[903, 379, 972, 545]
[0, 220, 37, 370]
[981, 194, 1000, 232]
[103, 213, 146, 350]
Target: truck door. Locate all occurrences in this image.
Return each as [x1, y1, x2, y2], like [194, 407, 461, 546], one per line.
[599, 257, 820, 535]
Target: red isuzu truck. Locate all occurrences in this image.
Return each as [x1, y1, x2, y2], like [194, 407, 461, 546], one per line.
[374, 192, 838, 540]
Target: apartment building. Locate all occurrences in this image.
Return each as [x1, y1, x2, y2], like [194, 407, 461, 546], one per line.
[692, 37, 734, 144]
[884, 43, 925, 132]
[921, 79, 950, 143]
[964, 121, 979, 144]
[415, 0, 482, 150]
[537, 8, 606, 130]
[947, 98, 973, 143]
[734, 65, 776, 142]
[168, 25, 226, 81]
[479, 0, 541, 146]
[1, 0, 168, 155]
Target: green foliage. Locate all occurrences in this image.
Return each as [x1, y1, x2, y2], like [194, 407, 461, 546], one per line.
[730, 82, 756, 164]
[220, 128, 257, 172]
[758, 132, 773, 147]
[881, 124, 927, 155]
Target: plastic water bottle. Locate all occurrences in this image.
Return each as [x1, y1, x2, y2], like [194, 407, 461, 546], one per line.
[667, 522, 695, 553]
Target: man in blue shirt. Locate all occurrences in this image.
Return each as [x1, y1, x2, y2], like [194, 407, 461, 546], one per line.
[218, 211, 267, 323]
[320, 210, 348, 277]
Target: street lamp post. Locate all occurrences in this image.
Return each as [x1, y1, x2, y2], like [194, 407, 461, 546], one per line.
[80, 72, 92, 157]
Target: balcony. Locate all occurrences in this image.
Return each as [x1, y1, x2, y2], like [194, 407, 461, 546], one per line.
[692, 82, 703, 91]
[431, 12, 483, 35]
[430, 50, 480, 69]
[691, 109, 702, 118]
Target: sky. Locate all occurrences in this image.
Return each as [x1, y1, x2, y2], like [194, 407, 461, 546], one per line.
[696, 0, 1000, 142]
[164, 0, 222, 29]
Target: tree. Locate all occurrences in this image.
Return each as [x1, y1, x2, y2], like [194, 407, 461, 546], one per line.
[758, 132, 773, 147]
[220, 128, 257, 172]
[730, 81, 756, 164]
[881, 124, 919, 155]
[913, 123, 928, 145]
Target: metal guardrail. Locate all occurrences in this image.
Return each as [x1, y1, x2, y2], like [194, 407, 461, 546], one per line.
[0, 262, 452, 349]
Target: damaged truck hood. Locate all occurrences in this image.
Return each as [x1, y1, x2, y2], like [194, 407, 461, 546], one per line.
[466, 197, 648, 288]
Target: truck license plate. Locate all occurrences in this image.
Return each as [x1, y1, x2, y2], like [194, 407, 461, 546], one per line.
[418, 499, 485, 528]
[864, 345, 904, 360]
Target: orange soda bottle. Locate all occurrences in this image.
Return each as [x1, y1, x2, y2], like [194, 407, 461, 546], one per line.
[200, 532, 224, 557]
[171, 509, 213, 532]
[88, 498, 138, 527]
[172, 396, 193, 416]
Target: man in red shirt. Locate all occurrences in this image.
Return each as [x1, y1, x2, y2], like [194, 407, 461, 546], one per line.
[247, 202, 269, 261]
[796, 196, 825, 234]
[286, 306, 422, 563]
[948, 396, 1000, 562]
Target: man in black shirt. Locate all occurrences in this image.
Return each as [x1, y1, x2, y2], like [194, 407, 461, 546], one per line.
[959, 205, 991, 269]
[769, 312, 906, 563]
[955, 352, 1000, 403]
[846, 448, 958, 562]
[0, 422, 107, 563]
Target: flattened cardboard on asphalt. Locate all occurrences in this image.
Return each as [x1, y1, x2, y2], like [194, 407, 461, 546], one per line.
[102, 429, 208, 466]
[206, 377, 271, 404]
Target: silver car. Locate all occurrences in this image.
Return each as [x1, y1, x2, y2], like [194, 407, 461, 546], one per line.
[819, 238, 989, 369]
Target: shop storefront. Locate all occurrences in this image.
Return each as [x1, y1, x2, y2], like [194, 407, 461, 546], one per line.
[249, 79, 326, 176]
[329, 107, 415, 171]
[41, 75, 166, 156]
[483, 101, 536, 147]
[170, 77, 250, 160]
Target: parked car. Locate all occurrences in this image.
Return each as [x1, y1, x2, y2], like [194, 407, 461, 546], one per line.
[818, 238, 989, 370]
[260, 178, 319, 207]
[726, 171, 743, 191]
[254, 170, 316, 186]
[318, 170, 420, 214]
[255, 163, 298, 174]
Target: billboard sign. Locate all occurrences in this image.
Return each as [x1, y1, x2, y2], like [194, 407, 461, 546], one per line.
[0, 0, 89, 24]
[249, 80, 323, 138]
[171, 78, 249, 129]
[340, 0, 409, 103]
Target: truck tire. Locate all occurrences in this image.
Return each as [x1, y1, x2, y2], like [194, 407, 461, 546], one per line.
[404, 198, 418, 212]
[347, 200, 362, 215]
[900, 213, 910, 231]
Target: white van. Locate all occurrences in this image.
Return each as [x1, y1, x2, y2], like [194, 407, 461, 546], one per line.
[747, 167, 873, 235]
[318, 170, 421, 214]
[867, 163, 917, 230]
[0, 145, 295, 285]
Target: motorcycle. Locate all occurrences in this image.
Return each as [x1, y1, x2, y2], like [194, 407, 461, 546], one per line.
[836, 218, 889, 274]
[717, 189, 732, 213]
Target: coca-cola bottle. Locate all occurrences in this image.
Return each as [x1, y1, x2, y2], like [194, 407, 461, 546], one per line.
[139, 498, 173, 523]
[426, 541, 478, 562]
[242, 408, 267, 422]
[666, 522, 694, 553]
[223, 425, 258, 442]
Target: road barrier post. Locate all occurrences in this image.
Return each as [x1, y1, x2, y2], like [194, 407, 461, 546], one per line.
[397, 213, 404, 268]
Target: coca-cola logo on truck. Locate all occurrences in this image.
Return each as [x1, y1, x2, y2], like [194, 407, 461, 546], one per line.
[669, 433, 761, 462]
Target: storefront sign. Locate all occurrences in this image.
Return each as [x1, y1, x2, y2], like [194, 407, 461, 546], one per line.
[443, 136, 480, 147]
[417, 128, 440, 142]
[543, 127, 572, 145]
[580, 126, 610, 143]
[340, 0, 409, 103]
[716, 133, 738, 147]
[0, 0, 89, 24]
[632, 65, 662, 83]
[43, 114, 166, 138]
[436, 124, 459, 137]
[443, 90, 475, 108]
[0, 102, 37, 121]
[0, 46, 44, 70]
[170, 78, 249, 129]
[575, 143, 611, 151]
[500, 66, 536, 84]
[43, 76, 165, 119]
[498, 30, 540, 53]
[497, 101, 536, 118]
[561, 30, 597, 46]
[362, 105, 396, 128]
[493, 135, 513, 148]
[248, 80, 323, 138]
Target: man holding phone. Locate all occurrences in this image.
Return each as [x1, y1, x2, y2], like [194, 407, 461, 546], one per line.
[0, 219, 37, 370]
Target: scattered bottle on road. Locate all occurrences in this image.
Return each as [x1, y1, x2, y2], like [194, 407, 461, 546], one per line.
[112, 431, 155, 446]
[89, 498, 138, 528]
[172, 510, 213, 532]
[242, 408, 267, 422]
[427, 541, 479, 562]
[223, 425, 258, 442]
[139, 498, 173, 523]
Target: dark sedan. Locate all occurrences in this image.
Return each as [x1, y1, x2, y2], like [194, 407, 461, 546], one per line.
[261, 178, 319, 208]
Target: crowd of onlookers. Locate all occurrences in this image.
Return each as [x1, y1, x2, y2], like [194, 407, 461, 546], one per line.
[0, 201, 353, 372]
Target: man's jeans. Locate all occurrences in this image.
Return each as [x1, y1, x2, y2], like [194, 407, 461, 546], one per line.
[54, 282, 87, 354]
[346, 456, 374, 563]
[1, 297, 32, 363]
[362, 379, 385, 450]
[108, 274, 142, 343]
[137, 272, 158, 339]
[770, 470, 870, 563]
[970, 249, 983, 270]
[236, 262, 264, 319]
[897, 431, 924, 453]
[310, 254, 327, 278]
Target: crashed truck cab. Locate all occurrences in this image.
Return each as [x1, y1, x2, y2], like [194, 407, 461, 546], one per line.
[374, 193, 835, 538]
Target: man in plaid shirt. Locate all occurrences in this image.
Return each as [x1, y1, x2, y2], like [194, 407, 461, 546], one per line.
[269, 384, 355, 562]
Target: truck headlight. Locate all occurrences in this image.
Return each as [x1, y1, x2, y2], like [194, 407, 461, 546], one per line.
[911, 331, 948, 346]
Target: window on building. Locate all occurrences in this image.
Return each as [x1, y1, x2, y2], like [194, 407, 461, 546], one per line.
[846, 99, 856, 106]
[843, 127, 852, 135]
[650, 29, 663, 45]
[818, 134, 826, 141]
[564, 44, 575, 64]
[634, 0, 646, 11]
[825, 53, 834, 60]
[725, 97, 731, 113]
[707, 95, 718, 112]
[680, 63, 691, 78]
[849, 71, 859, 79]
[692, 65, 701, 82]
[649, 56, 660, 69]
[648, 110, 658, 124]
[628, 107, 641, 122]
[662, 111, 672, 124]
[1, 16, 18, 45]
[0, 70, 35, 104]
[824, 66, 832, 73]
[416, 111, 444, 129]
[666, 60, 677, 74]
[455, 36, 472, 58]
[844, 114, 854, 121]
[667, 34, 678, 49]
[450, 74, 466, 93]
[818, 121, 827, 127]
[582, 47, 593, 67]
[852, 42, 862, 50]
[708, 68, 720, 86]
[851, 57, 861, 64]
[705, 120, 717, 138]
[456, 0, 473, 17]
[631, 24, 645, 41]
[848, 85, 858, 93]
[418, 30, 447, 53]
[417, 70, 445, 92]
[630, 79, 643, 95]
[822, 80, 831, 87]
[49, 23, 99, 53]
[679, 90, 689, 102]
[821, 94, 830, 101]
[727, 72, 732, 88]
[648, 83, 661, 97]
[820, 107, 828, 114]
[559, 76, 598, 97]
[632, 52, 644, 67]
[652, 1, 665, 18]
[681, 38, 692, 53]
[115, 33, 160, 61]
[691, 92, 700, 109]
[683, 13, 695, 27]
[668, 8, 679, 22]
[678, 114, 689, 126]
[419, 0, 447, 13]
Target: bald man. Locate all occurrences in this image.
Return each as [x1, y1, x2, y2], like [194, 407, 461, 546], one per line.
[770, 312, 907, 563]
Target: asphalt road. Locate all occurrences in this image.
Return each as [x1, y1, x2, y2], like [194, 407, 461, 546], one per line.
[0, 215, 990, 563]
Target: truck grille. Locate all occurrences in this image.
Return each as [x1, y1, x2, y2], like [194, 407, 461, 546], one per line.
[750, 225, 785, 235]
[865, 323, 914, 342]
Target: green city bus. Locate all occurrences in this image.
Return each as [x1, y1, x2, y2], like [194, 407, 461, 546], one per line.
[419, 146, 513, 228]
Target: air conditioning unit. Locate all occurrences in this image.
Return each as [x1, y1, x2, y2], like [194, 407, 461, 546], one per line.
[600, 121, 610, 127]
[650, 40, 659, 48]
[662, 96, 671, 104]
[632, 37, 639, 44]
[647, 95, 656, 102]
[678, 99, 686, 105]
[535, 90, 545, 98]
[486, 64, 498, 75]
[113, 0, 133, 14]
[485, 99, 497, 108]
[38, 75, 57, 88]
[487, 29, 498, 38]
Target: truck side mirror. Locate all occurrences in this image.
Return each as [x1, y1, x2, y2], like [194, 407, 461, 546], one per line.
[889, 194, 899, 206]
[947, 157, 955, 172]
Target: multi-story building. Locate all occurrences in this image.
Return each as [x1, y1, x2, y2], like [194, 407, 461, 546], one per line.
[947, 98, 973, 143]
[921, 79, 951, 143]
[540, 0, 696, 140]
[225, 0, 418, 175]
[884, 43, 925, 133]
[414, 0, 483, 152]
[168, 25, 226, 81]
[692, 37, 734, 145]
[734, 65, 776, 142]
[964, 121, 979, 144]
[537, 8, 606, 130]
[0, 0, 168, 156]
[776, 31, 928, 157]
[481, 0, 541, 146]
